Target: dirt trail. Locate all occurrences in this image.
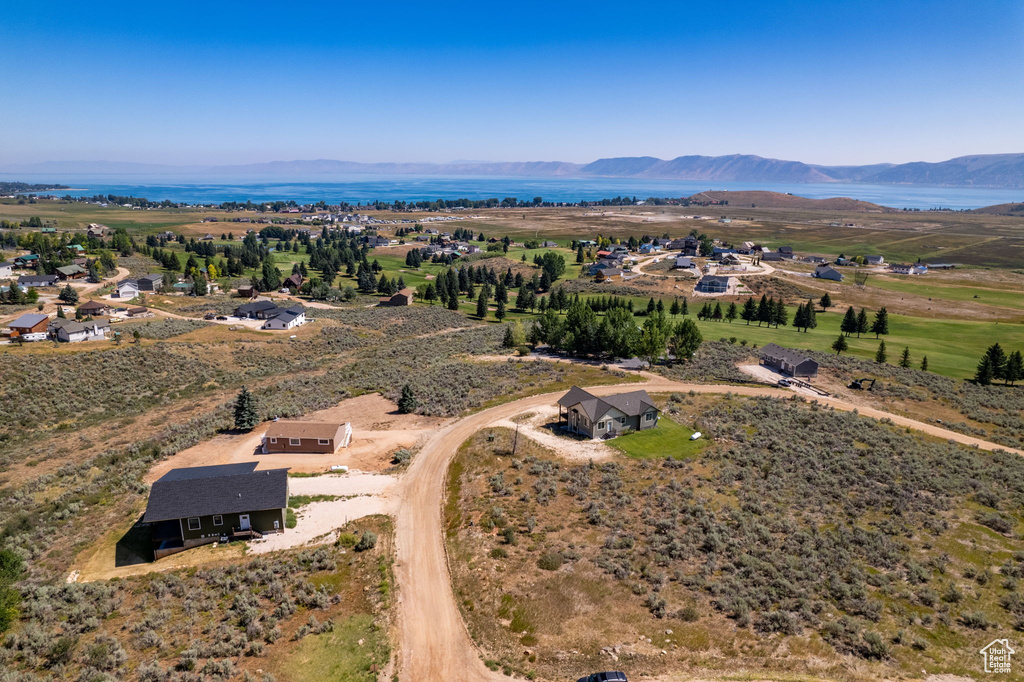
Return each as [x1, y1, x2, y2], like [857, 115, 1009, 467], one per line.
[395, 375, 1020, 681]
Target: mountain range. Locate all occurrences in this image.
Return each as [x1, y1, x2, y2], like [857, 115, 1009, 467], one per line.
[4, 153, 1024, 188]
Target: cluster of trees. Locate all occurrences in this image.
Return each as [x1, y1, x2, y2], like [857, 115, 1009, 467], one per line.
[737, 295, 789, 327]
[975, 343, 1024, 386]
[526, 296, 703, 364]
[839, 306, 889, 339]
[63, 193, 178, 209]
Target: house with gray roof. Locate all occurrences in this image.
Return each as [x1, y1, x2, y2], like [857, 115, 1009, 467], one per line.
[137, 273, 165, 291]
[7, 313, 50, 341]
[813, 264, 844, 281]
[143, 462, 289, 559]
[759, 343, 819, 378]
[696, 275, 731, 293]
[556, 386, 659, 439]
[18, 273, 58, 288]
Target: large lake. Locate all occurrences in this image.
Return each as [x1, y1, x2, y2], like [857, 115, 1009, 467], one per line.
[4, 173, 1023, 210]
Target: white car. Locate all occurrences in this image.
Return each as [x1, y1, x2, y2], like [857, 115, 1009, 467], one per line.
[689, 432, 702, 441]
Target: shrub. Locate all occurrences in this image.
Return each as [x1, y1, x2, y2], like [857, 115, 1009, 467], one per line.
[537, 552, 564, 571]
[355, 531, 378, 552]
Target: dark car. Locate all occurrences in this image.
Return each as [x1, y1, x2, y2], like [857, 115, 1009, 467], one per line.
[577, 673, 628, 682]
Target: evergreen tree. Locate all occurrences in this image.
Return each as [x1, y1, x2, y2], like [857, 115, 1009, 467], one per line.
[397, 385, 418, 413]
[856, 308, 869, 337]
[668, 317, 702, 362]
[56, 305, 66, 319]
[920, 356, 929, 372]
[58, 284, 79, 304]
[804, 298, 817, 331]
[495, 280, 508, 304]
[975, 355, 995, 386]
[476, 290, 488, 318]
[576, 244, 584, 263]
[840, 306, 857, 336]
[870, 307, 889, 338]
[233, 386, 260, 430]
[756, 295, 770, 326]
[725, 301, 738, 323]
[983, 343, 1008, 382]
[495, 298, 506, 321]
[646, 297, 656, 315]
[681, 298, 688, 315]
[712, 302, 723, 321]
[793, 302, 807, 331]
[424, 282, 437, 305]
[899, 346, 911, 368]
[192, 273, 208, 297]
[819, 292, 832, 311]
[875, 340, 887, 363]
[1005, 350, 1024, 386]
[670, 298, 681, 316]
[832, 334, 849, 355]
[771, 299, 788, 328]
[741, 297, 756, 325]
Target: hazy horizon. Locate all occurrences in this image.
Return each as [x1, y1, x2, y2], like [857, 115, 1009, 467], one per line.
[2, 1, 1022, 167]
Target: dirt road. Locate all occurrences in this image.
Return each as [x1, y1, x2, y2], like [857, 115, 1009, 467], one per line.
[394, 376, 1021, 681]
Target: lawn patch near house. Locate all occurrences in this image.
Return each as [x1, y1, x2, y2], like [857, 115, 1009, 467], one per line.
[607, 415, 704, 460]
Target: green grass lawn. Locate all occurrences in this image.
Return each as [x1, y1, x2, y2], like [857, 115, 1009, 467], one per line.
[608, 416, 706, 460]
[277, 613, 384, 682]
[858, 275, 1024, 311]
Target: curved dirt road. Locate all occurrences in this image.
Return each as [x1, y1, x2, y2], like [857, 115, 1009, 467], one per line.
[394, 376, 1020, 681]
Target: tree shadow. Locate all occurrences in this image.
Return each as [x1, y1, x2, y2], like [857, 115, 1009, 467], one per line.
[115, 515, 154, 566]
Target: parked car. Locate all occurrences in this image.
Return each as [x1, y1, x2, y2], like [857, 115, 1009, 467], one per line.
[216, 315, 228, 320]
[777, 378, 791, 387]
[578, 673, 628, 682]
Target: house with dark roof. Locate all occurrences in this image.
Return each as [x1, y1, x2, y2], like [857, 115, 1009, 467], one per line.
[137, 273, 165, 291]
[78, 300, 112, 316]
[556, 386, 659, 439]
[695, 275, 731, 293]
[18, 273, 58, 288]
[863, 255, 884, 266]
[143, 462, 289, 559]
[6, 313, 50, 341]
[234, 300, 279, 319]
[813, 264, 844, 281]
[283, 274, 303, 290]
[263, 306, 307, 330]
[674, 256, 694, 269]
[56, 264, 87, 280]
[759, 343, 819, 378]
[262, 421, 352, 453]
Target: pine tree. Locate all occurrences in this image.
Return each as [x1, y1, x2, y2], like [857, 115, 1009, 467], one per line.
[233, 386, 260, 430]
[975, 355, 995, 385]
[397, 385, 418, 413]
[58, 284, 79, 304]
[681, 298, 688, 315]
[1005, 350, 1024, 386]
[832, 334, 849, 355]
[899, 346, 911, 368]
[804, 298, 817, 331]
[670, 298, 681, 316]
[712, 302, 723, 320]
[856, 308, 869, 337]
[741, 297, 756, 325]
[920, 356, 929, 372]
[875, 340, 887, 363]
[646, 297, 656, 315]
[983, 343, 1007, 382]
[840, 306, 857, 336]
[56, 305, 66, 319]
[793, 302, 807, 331]
[756, 295, 770, 326]
[495, 298, 506, 321]
[725, 302, 738, 323]
[576, 244, 584, 263]
[771, 299, 788, 328]
[819, 292, 832, 310]
[870, 307, 889, 338]
[502, 324, 516, 348]
[476, 290, 488, 318]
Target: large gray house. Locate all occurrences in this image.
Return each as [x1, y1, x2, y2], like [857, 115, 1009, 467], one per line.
[557, 386, 659, 439]
[759, 343, 819, 378]
[143, 462, 289, 559]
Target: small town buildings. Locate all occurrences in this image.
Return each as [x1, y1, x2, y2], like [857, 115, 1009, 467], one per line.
[78, 300, 112, 316]
[638, 243, 663, 254]
[116, 280, 141, 299]
[49, 317, 109, 343]
[138, 273, 165, 291]
[143, 462, 289, 559]
[0, 261, 13, 278]
[366, 235, 391, 248]
[889, 263, 928, 275]
[863, 255, 885, 266]
[557, 386, 659, 439]
[777, 246, 794, 257]
[237, 285, 257, 299]
[18, 273, 58, 288]
[262, 306, 306, 330]
[759, 343, 819, 378]
[381, 288, 415, 306]
[719, 253, 742, 266]
[14, 254, 39, 268]
[695, 275, 731, 293]
[541, 241, 559, 248]
[814, 264, 844, 281]
[7, 313, 50, 341]
[86, 223, 107, 237]
[674, 256, 694, 269]
[127, 306, 152, 318]
[261, 421, 352, 453]
[283, 274, 303, 290]
[56, 264, 87, 280]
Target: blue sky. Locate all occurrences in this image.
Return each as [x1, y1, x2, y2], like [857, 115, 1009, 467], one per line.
[1, 0, 1021, 165]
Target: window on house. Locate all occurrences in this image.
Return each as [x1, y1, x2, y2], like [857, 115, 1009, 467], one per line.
[187, 517, 201, 531]
[289, 438, 301, 446]
[212, 515, 223, 526]
[318, 439, 330, 445]
[597, 421, 605, 429]
[619, 417, 626, 424]
[269, 437, 277, 443]
[645, 412, 654, 422]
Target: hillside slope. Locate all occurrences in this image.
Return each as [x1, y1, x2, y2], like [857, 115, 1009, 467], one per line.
[688, 189, 893, 211]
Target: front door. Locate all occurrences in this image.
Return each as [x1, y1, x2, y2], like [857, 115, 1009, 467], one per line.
[239, 514, 251, 531]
